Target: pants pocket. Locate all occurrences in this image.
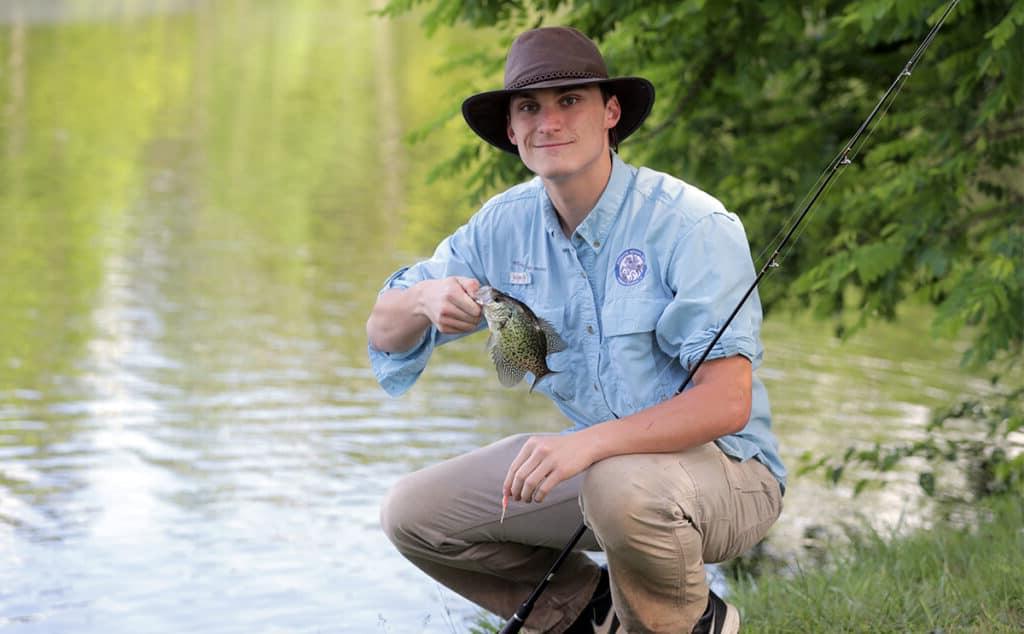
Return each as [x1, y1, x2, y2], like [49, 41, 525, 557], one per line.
[704, 453, 783, 563]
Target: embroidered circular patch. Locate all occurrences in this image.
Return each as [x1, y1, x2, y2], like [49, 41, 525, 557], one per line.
[615, 248, 647, 286]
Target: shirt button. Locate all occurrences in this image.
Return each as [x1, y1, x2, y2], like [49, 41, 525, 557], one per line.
[579, 271, 586, 278]
[586, 325, 595, 335]
[593, 240, 601, 248]
[593, 383, 599, 392]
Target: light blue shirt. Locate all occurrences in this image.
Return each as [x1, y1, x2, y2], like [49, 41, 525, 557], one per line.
[369, 153, 786, 491]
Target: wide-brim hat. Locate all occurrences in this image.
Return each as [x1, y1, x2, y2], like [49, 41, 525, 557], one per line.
[462, 27, 655, 155]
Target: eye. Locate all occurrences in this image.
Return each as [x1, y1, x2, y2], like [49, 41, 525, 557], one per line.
[516, 102, 539, 113]
[561, 95, 580, 106]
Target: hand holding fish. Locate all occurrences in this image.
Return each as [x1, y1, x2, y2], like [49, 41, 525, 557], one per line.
[417, 276, 482, 334]
[503, 433, 597, 505]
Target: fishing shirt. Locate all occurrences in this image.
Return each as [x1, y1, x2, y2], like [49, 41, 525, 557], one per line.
[368, 153, 786, 491]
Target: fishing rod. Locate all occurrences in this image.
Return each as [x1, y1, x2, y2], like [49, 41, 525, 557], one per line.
[499, 1, 960, 631]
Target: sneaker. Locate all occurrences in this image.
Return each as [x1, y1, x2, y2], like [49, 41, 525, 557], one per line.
[691, 590, 740, 634]
[591, 609, 620, 634]
[564, 565, 619, 633]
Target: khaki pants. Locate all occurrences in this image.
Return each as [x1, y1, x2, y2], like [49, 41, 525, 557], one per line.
[380, 434, 782, 633]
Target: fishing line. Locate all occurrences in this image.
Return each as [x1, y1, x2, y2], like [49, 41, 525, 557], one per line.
[498, 1, 960, 631]
[754, 80, 906, 273]
[756, 59, 927, 272]
[754, 0, 958, 272]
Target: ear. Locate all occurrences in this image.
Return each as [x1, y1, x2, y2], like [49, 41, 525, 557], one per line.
[506, 115, 518, 147]
[605, 95, 622, 130]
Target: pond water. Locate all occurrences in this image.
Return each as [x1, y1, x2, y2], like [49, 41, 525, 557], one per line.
[0, 2, 997, 632]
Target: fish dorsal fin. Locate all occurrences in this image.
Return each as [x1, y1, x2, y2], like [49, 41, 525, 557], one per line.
[506, 296, 567, 356]
[490, 343, 526, 387]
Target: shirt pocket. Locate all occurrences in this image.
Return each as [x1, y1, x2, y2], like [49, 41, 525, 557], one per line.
[601, 298, 676, 413]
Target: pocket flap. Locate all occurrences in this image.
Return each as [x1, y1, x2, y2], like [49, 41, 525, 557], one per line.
[531, 305, 565, 330]
[601, 299, 667, 337]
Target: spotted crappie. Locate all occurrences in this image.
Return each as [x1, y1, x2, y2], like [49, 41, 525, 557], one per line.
[474, 286, 567, 391]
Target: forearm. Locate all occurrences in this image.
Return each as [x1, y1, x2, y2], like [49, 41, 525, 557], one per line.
[501, 357, 753, 505]
[366, 287, 431, 353]
[581, 356, 752, 463]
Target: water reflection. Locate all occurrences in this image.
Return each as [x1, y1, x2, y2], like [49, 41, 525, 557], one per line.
[0, 2, 1001, 633]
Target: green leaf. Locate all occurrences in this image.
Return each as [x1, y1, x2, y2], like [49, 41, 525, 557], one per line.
[919, 472, 936, 497]
[984, 3, 1024, 50]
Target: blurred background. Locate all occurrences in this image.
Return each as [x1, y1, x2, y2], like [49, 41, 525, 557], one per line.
[0, 1, 1019, 632]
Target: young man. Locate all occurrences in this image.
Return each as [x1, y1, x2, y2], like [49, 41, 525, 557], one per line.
[367, 27, 785, 634]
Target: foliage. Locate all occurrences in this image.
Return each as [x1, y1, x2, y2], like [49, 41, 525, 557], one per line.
[383, 0, 1023, 501]
[727, 496, 1024, 632]
[470, 499, 1024, 632]
[383, 0, 1022, 370]
[799, 384, 1024, 500]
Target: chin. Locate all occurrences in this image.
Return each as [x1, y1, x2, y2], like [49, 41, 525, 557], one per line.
[522, 156, 578, 181]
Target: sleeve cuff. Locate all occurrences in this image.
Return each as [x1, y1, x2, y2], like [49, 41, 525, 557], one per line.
[368, 329, 434, 397]
[679, 321, 759, 371]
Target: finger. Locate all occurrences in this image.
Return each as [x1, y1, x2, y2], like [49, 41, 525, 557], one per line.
[455, 276, 481, 297]
[454, 289, 483, 321]
[435, 301, 478, 331]
[510, 452, 545, 502]
[534, 468, 561, 504]
[436, 293, 483, 332]
[503, 444, 530, 500]
[521, 461, 554, 504]
[515, 448, 550, 502]
[437, 311, 482, 333]
[422, 280, 472, 330]
[451, 277, 483, 315]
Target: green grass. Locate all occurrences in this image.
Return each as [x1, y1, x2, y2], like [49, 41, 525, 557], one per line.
[730, 497, 1024, 633]
[473, 497, 1023, 633]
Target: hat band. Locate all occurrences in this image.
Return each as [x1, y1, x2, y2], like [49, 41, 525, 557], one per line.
[507, 70, 604, 90]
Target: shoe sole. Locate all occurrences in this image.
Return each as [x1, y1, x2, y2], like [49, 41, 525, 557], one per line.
[720, 601, 740, 634]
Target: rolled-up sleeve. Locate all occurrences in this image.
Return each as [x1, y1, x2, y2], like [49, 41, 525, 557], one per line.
[367, 223, 487, 396]
[655, 211, 764, 372]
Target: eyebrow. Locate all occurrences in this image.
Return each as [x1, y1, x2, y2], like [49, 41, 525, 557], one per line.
[510, 86, 590, 101]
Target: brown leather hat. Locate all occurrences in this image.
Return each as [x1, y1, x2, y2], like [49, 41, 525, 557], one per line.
[462, 27, 655, 155]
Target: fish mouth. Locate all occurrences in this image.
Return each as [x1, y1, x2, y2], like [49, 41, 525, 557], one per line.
[474, 285, 496, 305]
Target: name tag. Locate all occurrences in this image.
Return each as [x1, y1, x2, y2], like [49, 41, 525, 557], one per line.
[508, 271, 532, 285]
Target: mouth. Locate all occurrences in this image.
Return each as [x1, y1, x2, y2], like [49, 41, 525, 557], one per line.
[532, 140, 573, 149]
[474, 285, 496, 305]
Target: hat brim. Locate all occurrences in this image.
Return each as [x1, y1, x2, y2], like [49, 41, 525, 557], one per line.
[461, 76, 655, 155]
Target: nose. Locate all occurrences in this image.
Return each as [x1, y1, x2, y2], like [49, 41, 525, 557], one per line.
[536, 104, 564, 134]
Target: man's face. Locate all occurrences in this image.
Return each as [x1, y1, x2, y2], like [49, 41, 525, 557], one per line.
[506, 85, 621, 183]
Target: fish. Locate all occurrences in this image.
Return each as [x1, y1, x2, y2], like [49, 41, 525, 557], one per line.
[474, 286, 567, 392]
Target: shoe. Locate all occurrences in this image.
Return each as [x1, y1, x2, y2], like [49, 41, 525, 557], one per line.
[591, 609, 620, 634]
[691, 590, 740, 634]
[564, 565, 619, 633]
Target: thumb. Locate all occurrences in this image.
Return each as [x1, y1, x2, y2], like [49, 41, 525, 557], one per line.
[455, 277, 481, 297]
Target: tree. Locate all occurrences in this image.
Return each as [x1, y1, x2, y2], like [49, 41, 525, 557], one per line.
[383, 0, 1024, 496]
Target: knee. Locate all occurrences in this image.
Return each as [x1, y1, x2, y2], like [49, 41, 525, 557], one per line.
[581, 459, 649, 550]
[581, 456, 696, 553]
[379, 473, 431, 552]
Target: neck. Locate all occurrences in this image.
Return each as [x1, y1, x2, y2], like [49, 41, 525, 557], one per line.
[544, 151, 614, 237]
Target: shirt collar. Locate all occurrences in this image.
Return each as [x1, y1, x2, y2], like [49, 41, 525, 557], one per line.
[539, 152, 636, 249]
[574, 152, 634, 252]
